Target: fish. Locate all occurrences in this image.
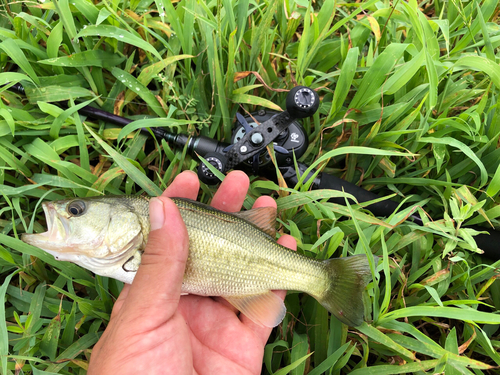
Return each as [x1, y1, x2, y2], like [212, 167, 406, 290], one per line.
[22, 196, 375, 327]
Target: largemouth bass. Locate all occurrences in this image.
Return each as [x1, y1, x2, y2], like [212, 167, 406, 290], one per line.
[22, 196, 374, 327]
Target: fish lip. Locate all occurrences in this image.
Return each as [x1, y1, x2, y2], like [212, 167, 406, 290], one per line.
[22, 202, 70, 247]
[43, 202, 54, 236]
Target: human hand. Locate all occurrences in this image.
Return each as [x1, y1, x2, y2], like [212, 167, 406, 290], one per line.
[88, 170, 297, 374]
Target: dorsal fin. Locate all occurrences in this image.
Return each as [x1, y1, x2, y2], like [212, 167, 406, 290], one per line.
[234, 207, 277, 237]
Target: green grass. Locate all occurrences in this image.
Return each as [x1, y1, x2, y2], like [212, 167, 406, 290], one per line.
[1, 0, 500, 373]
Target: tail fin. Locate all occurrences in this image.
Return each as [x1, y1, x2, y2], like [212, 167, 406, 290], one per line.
[317, 255, 375, 326]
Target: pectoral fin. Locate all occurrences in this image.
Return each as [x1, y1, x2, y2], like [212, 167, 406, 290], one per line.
[224, 291, 286, 328]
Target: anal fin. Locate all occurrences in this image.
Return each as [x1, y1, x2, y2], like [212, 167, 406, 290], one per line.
[224, 291, 286, 328]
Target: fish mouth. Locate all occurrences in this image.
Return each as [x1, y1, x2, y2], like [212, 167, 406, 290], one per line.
[21, 202, 71, 251]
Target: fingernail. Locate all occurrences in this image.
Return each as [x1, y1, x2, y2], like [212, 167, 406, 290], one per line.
[149, 197, 164, 231]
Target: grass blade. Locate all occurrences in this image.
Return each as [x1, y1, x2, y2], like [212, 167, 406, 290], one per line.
[0, 39, 40, 85]
[85, 125, 162, 196]
[1, 271, 18, 375]
[75, 25, 162, 61]
[379, 306, 500, 325]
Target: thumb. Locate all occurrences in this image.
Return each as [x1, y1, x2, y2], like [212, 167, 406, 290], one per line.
[123, 197, 189, 318]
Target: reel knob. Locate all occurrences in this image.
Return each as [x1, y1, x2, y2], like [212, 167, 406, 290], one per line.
[286, 86, 319, 119]
[197, 152, 227, 185]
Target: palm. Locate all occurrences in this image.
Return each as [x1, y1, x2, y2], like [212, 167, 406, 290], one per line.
[88, 171, 296, 375]
[179, 296, 267, 374]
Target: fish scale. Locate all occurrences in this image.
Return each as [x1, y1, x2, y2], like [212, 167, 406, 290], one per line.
[176, 198, 326, 297]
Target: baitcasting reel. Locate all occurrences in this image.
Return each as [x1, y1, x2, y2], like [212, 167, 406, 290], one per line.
[196, 86, 318, 184]
[198, 110, 308, 185]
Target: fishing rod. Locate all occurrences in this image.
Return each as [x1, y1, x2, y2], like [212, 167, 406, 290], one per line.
[6, 82, 500, 260]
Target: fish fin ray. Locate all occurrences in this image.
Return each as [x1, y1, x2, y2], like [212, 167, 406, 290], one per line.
[234, 207, 277, 237]
[224, 291, 285, 328]
[317, 255, 376, 326]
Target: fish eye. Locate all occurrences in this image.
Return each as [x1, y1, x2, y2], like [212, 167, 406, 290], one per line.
[67, 200, 87, 217]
